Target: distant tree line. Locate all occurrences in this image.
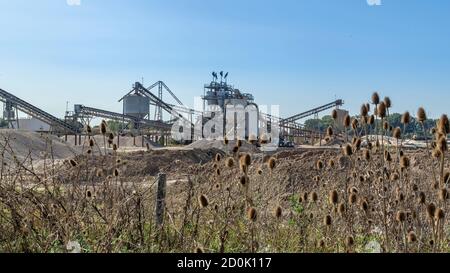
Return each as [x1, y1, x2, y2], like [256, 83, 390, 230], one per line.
[304, 113, 437, 137]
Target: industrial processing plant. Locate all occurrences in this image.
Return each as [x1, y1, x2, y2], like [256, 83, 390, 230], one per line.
[0, 72, 345, 148]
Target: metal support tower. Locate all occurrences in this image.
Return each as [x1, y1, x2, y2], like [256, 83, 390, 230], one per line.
[156, 82, 163, 121]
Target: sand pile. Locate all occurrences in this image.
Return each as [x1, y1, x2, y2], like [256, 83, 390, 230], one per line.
[187, 139, 259, 153]
[0, 129, 78, 162]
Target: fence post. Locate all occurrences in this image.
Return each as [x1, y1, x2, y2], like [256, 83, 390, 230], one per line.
[155, 173, 167, 227]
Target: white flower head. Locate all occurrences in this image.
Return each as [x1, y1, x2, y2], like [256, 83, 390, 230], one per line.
[66, 241, 82, 253]
[364, 240, 382, 253]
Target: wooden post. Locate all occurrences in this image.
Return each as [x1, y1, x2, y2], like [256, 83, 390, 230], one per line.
[117, 134, 120, 148]
[155, 173, 167, 227]
[142, 135, 144, 147]
[75, 134, 77, 146]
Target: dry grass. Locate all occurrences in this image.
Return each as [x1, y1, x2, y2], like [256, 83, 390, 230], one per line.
[1, 94, 450, 253]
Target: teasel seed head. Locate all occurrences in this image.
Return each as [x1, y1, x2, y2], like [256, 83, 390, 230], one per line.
[89, 139, 94, 147]
[393, 127, 401, 139]
[377, 102, 387, 118]
[343, 144, 353, 156]
[418, 191, 426, 204]
[113, 144, 117, 151]
[223, 136, 229, 145]
[328, 159, 335, 168]
[86, 125, 92, 134]
[360, 104, 368, 117]
[432, 148, 442, 159]
[384, 151, 392, 162]
[316, 160, 324, 170]
[427, 203, 436, 219]
[215, 153, 222, 162]
[70, 159, 78, 167]
[225, 157, 234, 168]
[384, 96, 391, 109]
[400, 156, 410, 169]
[401, 111, 411, 124]
[239, 162, 247, 174]
[198, 194, 209, 208]
[408, 231, 417, 243]
[354, 138, 361, 151]
[311, 192, 318, 203]
[345, 236, 355, 248]
[332, 109, 338, 120]
[329, 190, 339, 205]
[338, 203, 346, 216]
[239, 175, 249, 187]
[360, 199, 369, 212]
[383, 121, 389, 131]
[417, 107, 427, 123]
[267, 157, 277, 171]
[343, 115, 351, 128]
[439, 188, 448, 201]
[243, 153, 251, 166]
[435, 208, 445, 220]
[318, 239, 326, 248]
[368, 115, 375, 125]
[444, 172, 450, 183]
[274, 206, 283, 219]
[100, 120, 107, 135]
[437, 136, 447, 153]
[362, 149, 370, 161]
[326, 126, 333, 137]
[247, 207, 257, 222]
[324, 215, 332, 226]
[351, 119, 359, 130]
[396, 211, 406, 222]
[232, 146, 239, 154]
[371, 92, 380, 105]
[438, 114, 450, 135]
[237, 139, 242, 148]
[348, 193, 357, 205]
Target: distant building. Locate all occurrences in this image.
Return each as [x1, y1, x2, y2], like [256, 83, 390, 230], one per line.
[11, 117, 51, 132]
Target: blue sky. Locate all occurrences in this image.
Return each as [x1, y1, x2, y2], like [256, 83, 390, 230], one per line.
[1, 0, 450, 121]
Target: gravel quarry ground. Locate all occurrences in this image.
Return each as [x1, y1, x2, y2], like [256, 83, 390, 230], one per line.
[0, 129, 433, 183]
[0, 129, 78, 163]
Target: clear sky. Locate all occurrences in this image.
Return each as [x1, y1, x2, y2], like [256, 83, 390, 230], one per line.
[1, 0, 450, 121]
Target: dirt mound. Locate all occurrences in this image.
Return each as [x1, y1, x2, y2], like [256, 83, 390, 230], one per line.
[0, 129, 78, 162]
[187, 139, 259, 153]
[69, 148, 225, 181]
[62, 135, 162, 150]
